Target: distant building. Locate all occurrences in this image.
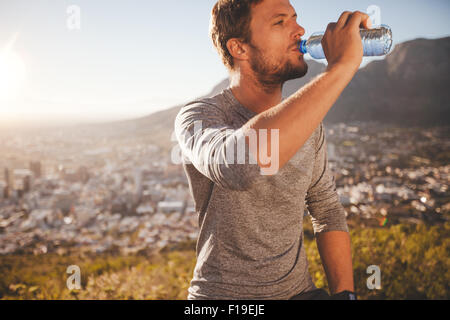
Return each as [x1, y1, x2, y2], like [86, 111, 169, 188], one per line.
[328, 142, 338, 162]
[142, 189, 164, 202]
[78, 166, 90, 184]
[4, 168, 14, 190]
[30, 161, 42, 178]
[61, 166, 90, 183]
[134, 168, 143, 201]
[0, 181, 6, 199]
[23, 175, 31, 193]
[157, 200, 186, 214]
[52, 190, 76, 213]
[10, 169, 33, 196]
[136, 203, 155, 215]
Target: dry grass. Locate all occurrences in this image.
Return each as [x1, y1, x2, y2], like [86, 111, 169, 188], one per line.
[1, 220, 448, 300]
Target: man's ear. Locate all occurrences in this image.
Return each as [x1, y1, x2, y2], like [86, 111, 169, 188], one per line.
[226, 38, 249, 64]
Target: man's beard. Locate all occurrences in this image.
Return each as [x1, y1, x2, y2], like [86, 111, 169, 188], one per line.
[248, 43, 308, 92]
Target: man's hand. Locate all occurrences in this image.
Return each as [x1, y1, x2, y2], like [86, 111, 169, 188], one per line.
[322, 11, 372, 74]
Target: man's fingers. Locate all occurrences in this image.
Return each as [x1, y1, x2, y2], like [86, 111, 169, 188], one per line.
[336, 11, 352, 29]
[345, 11, 371, 30]
[363, 17, 372, 29]
[325, 22, 337, 32]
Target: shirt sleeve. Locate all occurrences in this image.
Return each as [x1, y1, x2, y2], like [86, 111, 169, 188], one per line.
[174, 101, 262, 191]
[305, 122, 349, 235]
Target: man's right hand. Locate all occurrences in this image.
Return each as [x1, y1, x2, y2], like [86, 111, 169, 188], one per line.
[321, 11, 372, 74]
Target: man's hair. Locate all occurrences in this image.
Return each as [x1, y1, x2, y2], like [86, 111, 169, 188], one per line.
[210, 0, 264, 70]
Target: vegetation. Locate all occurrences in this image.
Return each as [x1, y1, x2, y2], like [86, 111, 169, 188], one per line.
[1, 220, 448, 300]
[306, 221, 449, 299]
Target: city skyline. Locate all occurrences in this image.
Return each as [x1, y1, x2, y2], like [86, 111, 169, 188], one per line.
[0, 120, 447, 256]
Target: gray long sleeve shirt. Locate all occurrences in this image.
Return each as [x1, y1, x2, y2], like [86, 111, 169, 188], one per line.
[174, 87, 349, 300]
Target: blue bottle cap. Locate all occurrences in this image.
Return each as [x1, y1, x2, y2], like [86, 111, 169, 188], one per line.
[299, 40, 307, 54]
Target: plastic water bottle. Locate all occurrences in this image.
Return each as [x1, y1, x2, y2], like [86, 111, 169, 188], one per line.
[299, 24, 393, 59]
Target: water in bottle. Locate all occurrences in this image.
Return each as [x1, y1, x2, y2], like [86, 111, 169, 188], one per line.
[299, 24, 393, 59]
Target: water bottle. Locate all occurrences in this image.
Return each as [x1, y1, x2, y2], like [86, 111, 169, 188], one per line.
[299, 24, 393, 59]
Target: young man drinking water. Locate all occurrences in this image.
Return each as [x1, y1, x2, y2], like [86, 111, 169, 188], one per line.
[174, 0, 371, 300]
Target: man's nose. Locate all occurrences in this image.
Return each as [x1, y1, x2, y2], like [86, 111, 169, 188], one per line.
[293, 24, 305, 40]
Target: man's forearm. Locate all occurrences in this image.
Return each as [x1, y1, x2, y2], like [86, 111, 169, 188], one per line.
[242, 63, 356, 172]
[316, 231, 354, 295]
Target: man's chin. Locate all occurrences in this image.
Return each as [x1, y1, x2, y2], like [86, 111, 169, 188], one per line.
[297, 56, 309, 74]
[285, 61, 308, 81]
[297, 60, 308, 77]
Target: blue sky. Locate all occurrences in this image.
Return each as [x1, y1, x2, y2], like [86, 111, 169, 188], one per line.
[0, 0, 449, 126]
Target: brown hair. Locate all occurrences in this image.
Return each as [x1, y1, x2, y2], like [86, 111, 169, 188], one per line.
[210, 0, 264, 70]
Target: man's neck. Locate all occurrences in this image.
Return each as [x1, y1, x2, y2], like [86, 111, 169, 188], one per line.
[229, 70, 283, 115]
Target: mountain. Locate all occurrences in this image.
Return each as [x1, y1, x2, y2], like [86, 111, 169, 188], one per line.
[80, 36, 449, 153]
[324, 36, 450, 126]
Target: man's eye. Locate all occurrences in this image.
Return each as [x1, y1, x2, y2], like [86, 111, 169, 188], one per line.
[274, 20, 283, 26]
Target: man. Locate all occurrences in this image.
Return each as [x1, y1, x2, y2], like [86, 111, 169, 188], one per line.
[174, 0, 371, 300]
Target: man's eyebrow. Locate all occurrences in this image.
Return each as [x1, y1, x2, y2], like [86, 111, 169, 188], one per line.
[270, 12, 297, 20]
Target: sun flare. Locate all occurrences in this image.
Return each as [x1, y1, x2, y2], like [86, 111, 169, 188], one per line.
[0, 49, 26, 102]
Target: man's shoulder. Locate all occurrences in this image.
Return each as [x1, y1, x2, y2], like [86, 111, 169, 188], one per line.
[184, 90, 229, 110]
[176, 90, 231, 121]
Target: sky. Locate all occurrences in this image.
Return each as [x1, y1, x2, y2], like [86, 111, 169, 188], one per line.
[0, 0, 449, 127]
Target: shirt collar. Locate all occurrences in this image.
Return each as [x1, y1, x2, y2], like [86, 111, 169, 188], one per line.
[222, 87, 258, 120]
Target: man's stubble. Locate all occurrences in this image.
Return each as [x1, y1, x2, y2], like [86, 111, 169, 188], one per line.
[248, 42, 309, 92]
